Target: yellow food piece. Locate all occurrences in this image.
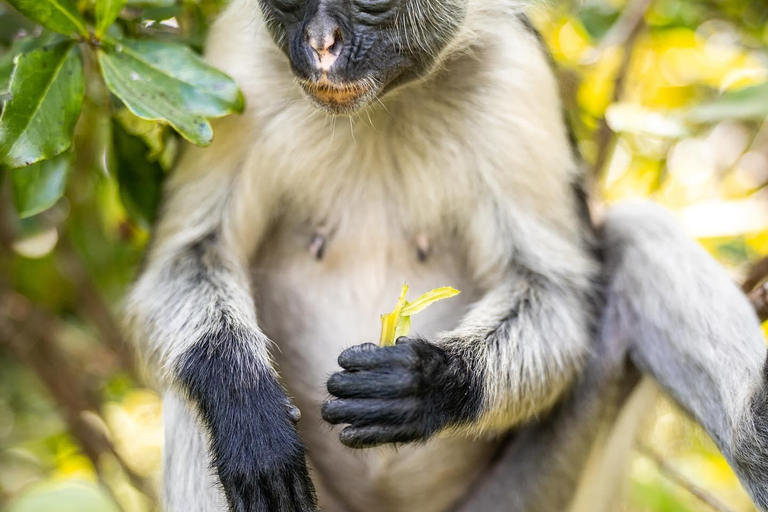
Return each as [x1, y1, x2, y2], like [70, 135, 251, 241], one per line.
[379, 284, 461, 346]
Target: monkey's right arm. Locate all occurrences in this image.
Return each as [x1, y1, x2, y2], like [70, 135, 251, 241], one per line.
[125, 134, 317, 512]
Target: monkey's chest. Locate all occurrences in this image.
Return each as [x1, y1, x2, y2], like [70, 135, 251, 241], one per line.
[249, 211, 500, 512]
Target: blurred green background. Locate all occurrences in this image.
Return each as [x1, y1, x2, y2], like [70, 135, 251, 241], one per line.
[1, 0, 768, 511]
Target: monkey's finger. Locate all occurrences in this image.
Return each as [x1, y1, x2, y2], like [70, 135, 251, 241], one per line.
[338, 344, 417, 371]
[338, 425, 422, 449]
[285, 402, 302, 424]
[322, 398, 420, 426]
[327, 369, 419, 398]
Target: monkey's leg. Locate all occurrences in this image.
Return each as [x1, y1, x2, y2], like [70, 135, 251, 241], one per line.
[601, 202, 768, 510]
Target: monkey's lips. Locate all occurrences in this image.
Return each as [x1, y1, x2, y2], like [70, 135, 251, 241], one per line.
[299, 76, 378, 114]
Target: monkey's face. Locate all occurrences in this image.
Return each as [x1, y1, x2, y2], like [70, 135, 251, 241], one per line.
[258, 0, 466, 114]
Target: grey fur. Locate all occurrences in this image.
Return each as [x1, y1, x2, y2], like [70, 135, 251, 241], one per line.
[602, 202, 768, 509]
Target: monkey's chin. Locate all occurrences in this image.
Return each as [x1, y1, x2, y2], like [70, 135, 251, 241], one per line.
[299, 76, 380, 115]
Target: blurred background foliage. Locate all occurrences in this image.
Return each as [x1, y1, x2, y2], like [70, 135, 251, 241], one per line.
[0, 0, 767, 511]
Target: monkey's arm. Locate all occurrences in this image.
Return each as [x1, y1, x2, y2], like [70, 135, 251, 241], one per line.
[125, 134, 317, 512]
[323, 250, 595, 447]
[601, 202, 768, 510]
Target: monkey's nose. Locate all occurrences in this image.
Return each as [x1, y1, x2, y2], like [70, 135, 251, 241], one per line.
[306, 22, 343, 72]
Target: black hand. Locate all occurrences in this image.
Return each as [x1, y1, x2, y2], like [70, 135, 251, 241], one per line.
[212, 384, 317, 512]
[322, 337, 483, 448]
[179, 332, 317, 512]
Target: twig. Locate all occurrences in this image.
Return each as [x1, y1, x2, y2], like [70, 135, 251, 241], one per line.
[743, 257, 768, 323]
[750, 283, 768, 323]
[598, 0, 654, 49]
[637, 443, 740, 512]
[743, 256, 768, 294]
[592, 0, 654, 179]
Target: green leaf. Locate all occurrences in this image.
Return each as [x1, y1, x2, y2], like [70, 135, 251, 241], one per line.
[12, 151, 71, 218]
[4, 0, 88, 37]
[686, 83, 768, 123]
[112, 120, 164, 227]
[114, 108, 178, 170]
[0, 6, 36, 44]
[114, 108, 165, 157]
[125, 0, 175, 6]
[95, 0, 126, 37]
[0, 42, 84, 169]
[0, 33, 60, 94]
[98, 39, 244, 146]
[140, 6, 183, 21]
[579, 4, 620, 39]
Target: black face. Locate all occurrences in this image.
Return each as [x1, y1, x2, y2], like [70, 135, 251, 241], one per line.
[258, 0, 465, 113]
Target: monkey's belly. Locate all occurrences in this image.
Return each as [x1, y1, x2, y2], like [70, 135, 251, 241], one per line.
[251, 225, 502, 512]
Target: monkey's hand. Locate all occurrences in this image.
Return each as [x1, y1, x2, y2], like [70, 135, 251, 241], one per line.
[193, 375, 318, 512]
[322, 337, 481, 448]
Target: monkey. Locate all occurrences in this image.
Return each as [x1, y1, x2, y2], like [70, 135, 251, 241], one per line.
[123, 0, 768, 511]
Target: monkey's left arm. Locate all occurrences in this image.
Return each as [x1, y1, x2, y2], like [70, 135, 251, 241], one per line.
[322, 255, 595, 447]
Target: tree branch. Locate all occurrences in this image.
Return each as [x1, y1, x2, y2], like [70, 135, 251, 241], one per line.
[592, 0, 653, 179]
[743, 257, 768, 323]
[743, 256, 768, 293]
[750, 283, 768, 323]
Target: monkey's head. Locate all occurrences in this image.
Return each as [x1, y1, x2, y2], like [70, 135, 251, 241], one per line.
[258, 0, 468, 114]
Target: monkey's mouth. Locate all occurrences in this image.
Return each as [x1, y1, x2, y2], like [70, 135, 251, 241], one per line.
[299, 76, 379, 114]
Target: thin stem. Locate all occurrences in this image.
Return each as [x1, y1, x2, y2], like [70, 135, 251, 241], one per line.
[637, 443, 741, 512]
[592, 0, 654, 180]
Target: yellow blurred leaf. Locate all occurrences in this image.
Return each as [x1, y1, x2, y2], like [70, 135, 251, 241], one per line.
[745, 231, 768, 257]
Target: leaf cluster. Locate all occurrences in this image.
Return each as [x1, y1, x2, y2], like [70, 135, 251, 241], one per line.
[0, 0, 242, 222]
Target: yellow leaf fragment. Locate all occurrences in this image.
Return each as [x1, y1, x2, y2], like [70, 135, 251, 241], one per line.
[380, 284, 409, 347]
[379, 284, 461, 347]
[394, 315, 411, 342]
[400, 287, 461, 316]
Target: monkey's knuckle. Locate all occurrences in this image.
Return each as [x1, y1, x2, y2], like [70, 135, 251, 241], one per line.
[389, 345, 420, 367]
[341, 343, 376, 359]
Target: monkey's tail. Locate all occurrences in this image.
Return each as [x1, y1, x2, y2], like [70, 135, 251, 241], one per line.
[600, 201, 768, 510]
